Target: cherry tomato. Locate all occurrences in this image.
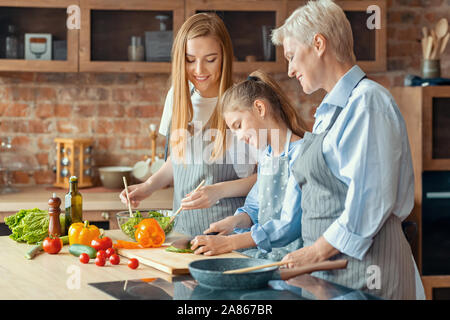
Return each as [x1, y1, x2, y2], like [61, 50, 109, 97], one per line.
[43, 237, 63, 254]
[109, 254, 120, 265]
[128, 258, 139, 269]
[105, 247, 115, 258]
[79, 253, 90, 264]
[91, 236, 113, 251]
[95, 256, 106, 267]
[96, 250, 107, 260]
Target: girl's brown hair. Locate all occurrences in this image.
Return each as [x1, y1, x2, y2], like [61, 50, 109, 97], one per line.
[212, 70, 308, 159]
[170, 13, 234, 162]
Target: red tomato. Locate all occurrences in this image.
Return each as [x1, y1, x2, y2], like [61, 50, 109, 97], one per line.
[109, 254, 120, 265]
[128, 258, 139, 269]
[96, 250, 108, 260]
[79, 253, 90, 264]
[43, 237, 63, 254]
[95, 256, 106, 267]
[91, 236, 113, 251]
[105, 247, 115, 258]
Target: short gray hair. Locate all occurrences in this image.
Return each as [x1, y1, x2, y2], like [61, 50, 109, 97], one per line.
[272, 0, 356, 64]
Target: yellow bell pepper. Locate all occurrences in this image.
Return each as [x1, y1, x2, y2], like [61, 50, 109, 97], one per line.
[68, 220, 101, 246]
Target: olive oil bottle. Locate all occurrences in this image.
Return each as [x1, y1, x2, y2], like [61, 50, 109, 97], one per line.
[65, 176, 83, 233]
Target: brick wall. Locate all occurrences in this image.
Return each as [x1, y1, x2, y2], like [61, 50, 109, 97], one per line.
[1, 0, 449, 186]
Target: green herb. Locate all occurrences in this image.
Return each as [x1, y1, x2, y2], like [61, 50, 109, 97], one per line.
[120, 210, 173, 240]
[4, 208, 66, 244]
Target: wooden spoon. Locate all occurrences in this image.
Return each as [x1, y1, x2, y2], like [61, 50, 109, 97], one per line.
[122, 176, 134, 218]
[167, 179, 205, 227]
[425, 36, 433, 59]
[436, 18, 448, 39]
[422, 26, 428, 39]
[224, 259, 349, 275]
[439, 32, 449, 56]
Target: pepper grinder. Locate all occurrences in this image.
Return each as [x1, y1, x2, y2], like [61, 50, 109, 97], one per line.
[48, 193, 62, 237]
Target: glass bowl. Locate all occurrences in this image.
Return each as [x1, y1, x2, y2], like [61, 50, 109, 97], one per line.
[116, 210, 173, 240]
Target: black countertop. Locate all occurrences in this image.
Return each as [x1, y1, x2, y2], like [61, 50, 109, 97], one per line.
[89, 274, 381, 300]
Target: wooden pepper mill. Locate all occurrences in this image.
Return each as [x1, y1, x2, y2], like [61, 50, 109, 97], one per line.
[48, 193, 62, 237]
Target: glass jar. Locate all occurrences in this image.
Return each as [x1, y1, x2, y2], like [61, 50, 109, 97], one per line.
[5, 25, 19, 59]
[128, 36, 144, 61]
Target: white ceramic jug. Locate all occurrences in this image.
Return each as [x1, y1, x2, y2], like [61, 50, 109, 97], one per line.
[132, 158, 152, 182]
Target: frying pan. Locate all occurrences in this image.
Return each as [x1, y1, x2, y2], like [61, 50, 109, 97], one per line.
[188, 258, 348, 290]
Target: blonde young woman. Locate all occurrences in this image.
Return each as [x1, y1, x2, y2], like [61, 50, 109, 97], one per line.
[120, 13, 257, 236]
[271, 0, 424, 299]
[190, 70, 308, 261]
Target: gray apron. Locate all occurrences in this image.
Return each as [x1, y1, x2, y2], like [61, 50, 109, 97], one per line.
[171, 127, 247, 237]
[291, 107, 416, 300]
[241, 129, 303, 261]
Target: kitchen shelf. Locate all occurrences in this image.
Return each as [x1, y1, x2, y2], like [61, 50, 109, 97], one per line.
[79, 0, 184, 73]
[392, 86, 450, 299]
[0, 0, 78, 72]
[287, 0, 387, 73]
[186, 0, 288, 74]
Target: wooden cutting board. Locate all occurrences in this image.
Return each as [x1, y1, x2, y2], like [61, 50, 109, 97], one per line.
[116, 232, 248, 275]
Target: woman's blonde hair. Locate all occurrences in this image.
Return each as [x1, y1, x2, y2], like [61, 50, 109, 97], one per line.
[212, 70, 308, 159]
[170, 13, 234, 161]
[272, 0, 356, 64]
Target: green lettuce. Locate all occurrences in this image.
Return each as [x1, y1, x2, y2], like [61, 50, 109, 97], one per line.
[4, 208, 65, 244]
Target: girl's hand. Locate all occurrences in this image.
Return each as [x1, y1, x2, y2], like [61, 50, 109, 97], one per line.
[119, 182, 153, 208]
[181, 184, 222, 210]
[190, 234, 233, 256]
[203, 216, 238, 236]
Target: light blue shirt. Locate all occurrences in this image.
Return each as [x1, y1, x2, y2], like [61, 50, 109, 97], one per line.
[314, 65, 415, 260]
[233, 139, 303, 253]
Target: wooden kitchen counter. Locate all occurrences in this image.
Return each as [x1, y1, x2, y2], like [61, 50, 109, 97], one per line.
[0, 185, 174, 230]
[0, 185, 173, 212]
[0, 230, 180, 300]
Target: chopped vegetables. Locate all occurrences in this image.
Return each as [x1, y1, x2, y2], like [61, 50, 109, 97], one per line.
[120, 210, 173, 240]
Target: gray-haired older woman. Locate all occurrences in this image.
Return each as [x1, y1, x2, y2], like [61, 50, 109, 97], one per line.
[272, 0, 424, 300]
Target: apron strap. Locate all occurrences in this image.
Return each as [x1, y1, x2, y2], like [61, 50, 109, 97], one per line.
[324, 75, 367, 133]
[283, 128, 292, 155]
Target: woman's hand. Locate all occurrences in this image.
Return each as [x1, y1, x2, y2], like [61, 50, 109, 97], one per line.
[203, 216, 239, 236]
[119, 182, 153, 208]
[281, 237, 340, 268]
[190, 234, 233, 256]
[181, 184, 222, 210]
[281, 246, 321, 268]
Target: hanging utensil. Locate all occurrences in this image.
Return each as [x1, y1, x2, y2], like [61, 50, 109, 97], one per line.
[189, 258, 348, 290]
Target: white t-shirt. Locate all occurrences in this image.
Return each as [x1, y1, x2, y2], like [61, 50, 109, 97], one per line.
[159, 85, 258, 178]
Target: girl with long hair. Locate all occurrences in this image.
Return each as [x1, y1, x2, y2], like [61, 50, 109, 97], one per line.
[190, 70, 308, 261]
[120, 13, 257, 236]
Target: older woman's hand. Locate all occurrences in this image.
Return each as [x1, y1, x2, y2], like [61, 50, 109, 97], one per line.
[281, 246, 321, 268]
[190, 234, 233, 256]
[282, 236, 341, 268]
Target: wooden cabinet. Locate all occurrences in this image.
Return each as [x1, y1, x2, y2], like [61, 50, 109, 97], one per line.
[287, 0, 387, 72]
[0, 0, 388, 73]
[79, 0, 184, 73]
[0, 0, 79, 72]
[392, 86, 450, 300]
[186, 0, 287, 73]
